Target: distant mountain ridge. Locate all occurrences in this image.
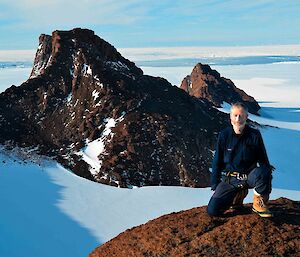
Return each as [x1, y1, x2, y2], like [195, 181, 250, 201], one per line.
[180, 63, 261, 114]
[0, 28, 229, 188]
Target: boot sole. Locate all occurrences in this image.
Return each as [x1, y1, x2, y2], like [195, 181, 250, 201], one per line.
[252, 207, 273, 218]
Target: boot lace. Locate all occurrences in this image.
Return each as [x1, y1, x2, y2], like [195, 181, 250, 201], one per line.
[258, 196, 266, 208]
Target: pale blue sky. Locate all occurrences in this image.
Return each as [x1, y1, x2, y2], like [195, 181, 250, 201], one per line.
[0, 0, 300, 50]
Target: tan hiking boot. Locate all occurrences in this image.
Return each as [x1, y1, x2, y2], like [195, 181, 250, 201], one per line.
[252, 194, 273, 218]
[230, 189, 248, 210]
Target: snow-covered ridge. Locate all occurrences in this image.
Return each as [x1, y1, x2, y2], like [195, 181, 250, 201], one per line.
[106, 60, 130, 71]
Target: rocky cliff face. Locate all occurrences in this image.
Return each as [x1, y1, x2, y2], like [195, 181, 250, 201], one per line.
[0, 28, 228, 187]
[180, 63, 261, 115]
[89, 198, 300, 257]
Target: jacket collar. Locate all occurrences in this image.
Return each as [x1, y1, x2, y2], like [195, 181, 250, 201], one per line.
[230, 124, 249, 137]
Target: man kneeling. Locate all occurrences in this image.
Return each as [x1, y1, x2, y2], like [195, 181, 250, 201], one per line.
[207, 102, 274, 218]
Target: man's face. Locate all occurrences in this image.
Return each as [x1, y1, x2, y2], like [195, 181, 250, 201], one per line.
[230, 106, 248, 133]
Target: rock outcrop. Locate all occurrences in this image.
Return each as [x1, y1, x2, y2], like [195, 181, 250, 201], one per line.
[0, 28, 228, 187]
[180, 63, 261, 115]
[90, 197, 300, 257]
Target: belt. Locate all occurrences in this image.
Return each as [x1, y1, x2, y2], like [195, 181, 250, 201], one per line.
[222, 171, 248, 181]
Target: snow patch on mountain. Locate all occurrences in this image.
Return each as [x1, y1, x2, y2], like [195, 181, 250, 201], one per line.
[75, 117, 118, 176]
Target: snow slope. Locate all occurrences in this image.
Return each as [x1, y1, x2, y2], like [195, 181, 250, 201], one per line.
[1, 149, 299, 257]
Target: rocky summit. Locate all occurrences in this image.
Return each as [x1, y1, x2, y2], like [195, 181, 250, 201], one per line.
[0, 28, 229, 187]
[180, 63, 261, 115]
[89, 198, 300, 257]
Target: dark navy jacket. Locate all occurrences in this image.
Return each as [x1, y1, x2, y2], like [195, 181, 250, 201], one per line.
[211, 125, 270, 188]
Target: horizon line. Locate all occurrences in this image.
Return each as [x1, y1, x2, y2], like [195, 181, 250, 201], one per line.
[1, 44, 300, 62]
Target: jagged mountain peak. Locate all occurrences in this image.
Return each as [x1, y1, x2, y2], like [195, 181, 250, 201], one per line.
[30, 28, 143, 79]
[192, 62, 221, 77]
[0, 29, 228, 188]
[180, 62, 261, 115]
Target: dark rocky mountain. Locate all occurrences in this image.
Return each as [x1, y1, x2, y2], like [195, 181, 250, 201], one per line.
[0, 28, 229, 188]
[89, 197, 300, 257]
[180, 63, 261, 115]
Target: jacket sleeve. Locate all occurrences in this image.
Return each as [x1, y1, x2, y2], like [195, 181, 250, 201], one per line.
[211, 133, 225, 188]
[257, 131, 270, 170]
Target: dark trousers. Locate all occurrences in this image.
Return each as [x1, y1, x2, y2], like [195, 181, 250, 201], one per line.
[207, 167, 272, 216]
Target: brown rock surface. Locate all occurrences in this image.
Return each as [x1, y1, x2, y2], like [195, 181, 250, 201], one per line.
[180, 63, 261, 115]
[90, 198, 300, 257]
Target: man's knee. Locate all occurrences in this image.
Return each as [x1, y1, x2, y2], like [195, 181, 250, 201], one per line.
[207, 198, 223, 216]
[251, 166, 272, 195]
[257, 166, 272, 181]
